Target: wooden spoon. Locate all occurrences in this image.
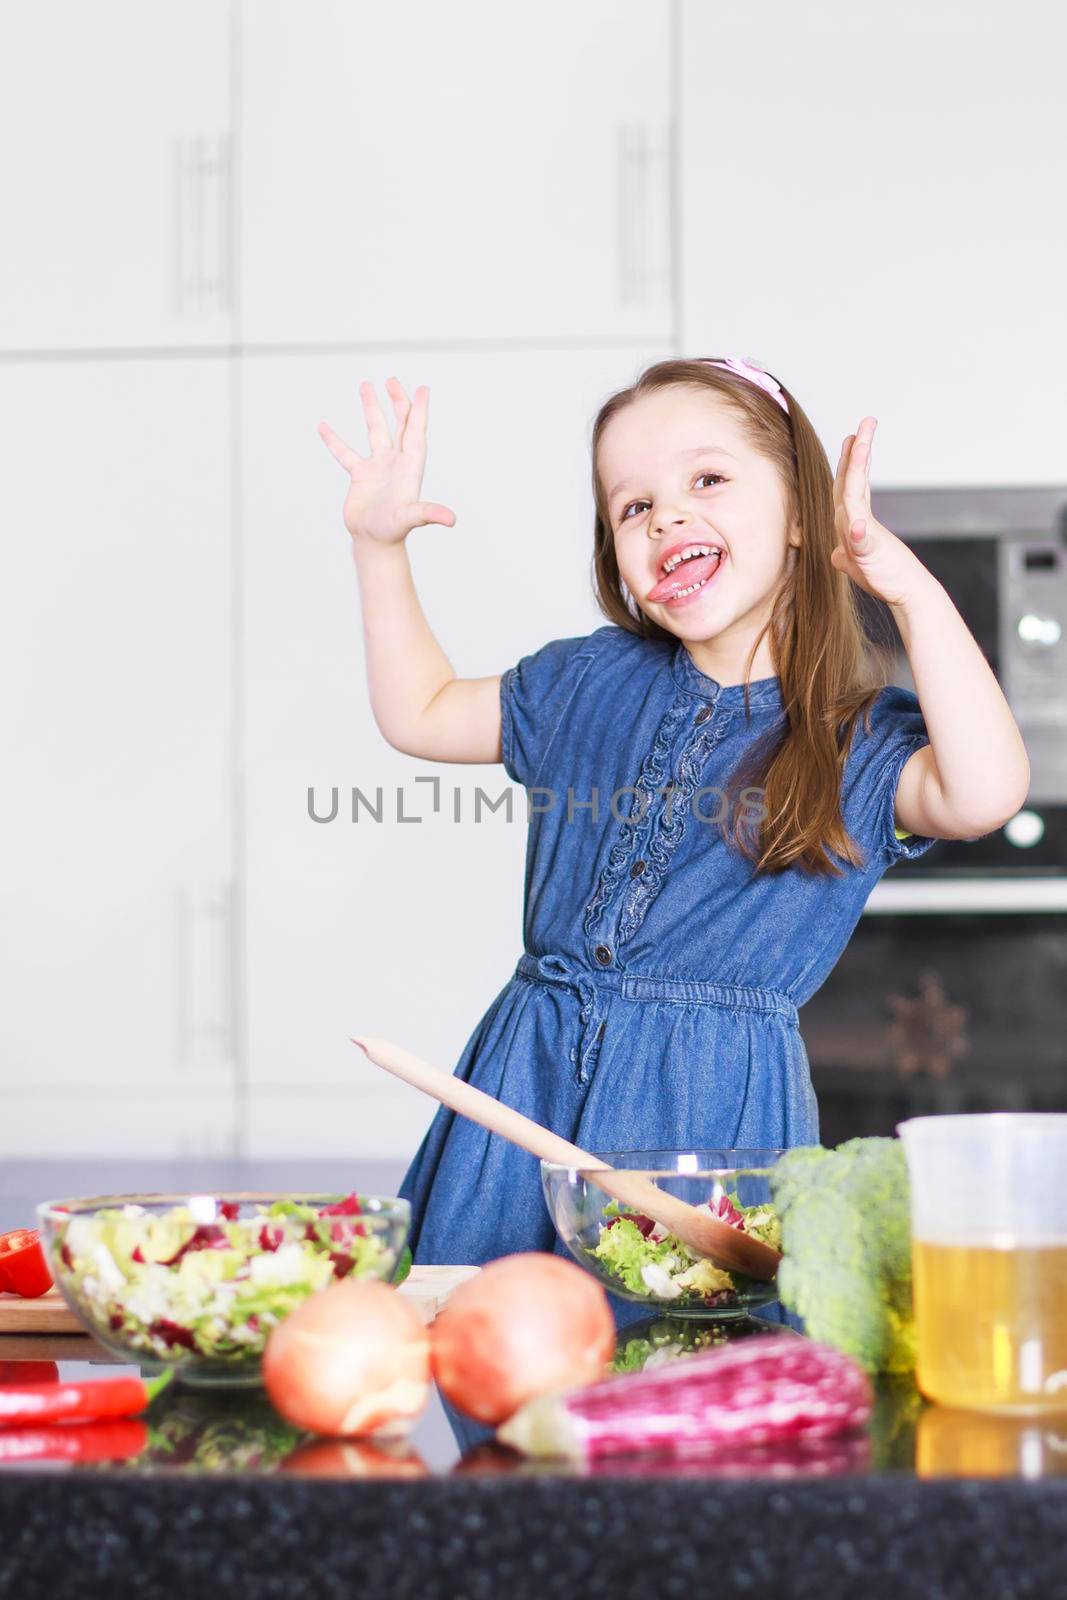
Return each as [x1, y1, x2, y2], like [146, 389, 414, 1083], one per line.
[352, 1033, 781, 1282]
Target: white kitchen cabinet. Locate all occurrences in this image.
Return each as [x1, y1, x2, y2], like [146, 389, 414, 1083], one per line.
[240, 345, 670, 1157]
[0, 358, 237, 1157]
[0, 2, 231, 352]
[679, 0, 1067, 482]
[1, 1094, 239, 1161]
[238, 1, 672, 348]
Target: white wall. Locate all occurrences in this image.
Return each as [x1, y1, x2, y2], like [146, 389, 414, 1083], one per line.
[2, 0, 1064, 1159]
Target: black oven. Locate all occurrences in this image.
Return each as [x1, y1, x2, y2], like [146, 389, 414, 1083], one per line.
[863, 486, 1067, 874]
[800, 905, 1067, 1145]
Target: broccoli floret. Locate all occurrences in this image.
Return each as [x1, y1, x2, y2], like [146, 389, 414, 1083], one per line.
[769, 1136, 914, 1374]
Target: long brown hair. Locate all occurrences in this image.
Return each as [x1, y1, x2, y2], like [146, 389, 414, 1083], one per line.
[590, 358, 888, 876]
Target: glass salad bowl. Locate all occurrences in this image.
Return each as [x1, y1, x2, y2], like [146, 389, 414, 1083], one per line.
[541, 1150, 784, 1319]
[610, 1311, 798, 1374]
[36, 1191, 411, 1388]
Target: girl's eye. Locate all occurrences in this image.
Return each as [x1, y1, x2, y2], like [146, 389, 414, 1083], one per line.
[619, 472, 726, 522]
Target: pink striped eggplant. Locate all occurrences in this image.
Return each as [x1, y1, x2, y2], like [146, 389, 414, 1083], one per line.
[496, 1334, 872, 1463]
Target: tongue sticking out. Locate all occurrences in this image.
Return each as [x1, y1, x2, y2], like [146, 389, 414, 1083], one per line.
[647, 551, 721, 604]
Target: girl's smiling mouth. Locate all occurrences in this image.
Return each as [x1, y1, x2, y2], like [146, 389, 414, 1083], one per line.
[645, 540, 725, 606]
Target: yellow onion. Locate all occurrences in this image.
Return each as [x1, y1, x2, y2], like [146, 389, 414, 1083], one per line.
[431, 1252, 615, 1425]
[263, 1279, 431, 1437]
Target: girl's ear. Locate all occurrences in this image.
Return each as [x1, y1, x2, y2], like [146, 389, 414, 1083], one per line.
[787, 517, 803, 550]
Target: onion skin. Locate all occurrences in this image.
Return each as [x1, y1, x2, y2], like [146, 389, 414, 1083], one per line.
[262, 1279, 431, 1438]
[430, 1252, 616, 1425]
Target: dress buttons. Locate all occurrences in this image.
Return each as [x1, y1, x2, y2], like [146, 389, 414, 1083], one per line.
[593, 944, 613, 966]
[694, 705, 713, 724]
[630, 859, 646, 878]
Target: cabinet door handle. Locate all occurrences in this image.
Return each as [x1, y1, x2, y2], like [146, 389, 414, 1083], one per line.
[173, 134, 231, 316]
[173, 885, 192, 1068]
[221, 875, 239, 1071]
[173, 881, 236, 1069]
[617, 122, 672, 310]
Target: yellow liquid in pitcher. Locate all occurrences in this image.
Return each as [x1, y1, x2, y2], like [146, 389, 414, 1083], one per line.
[913, 1239, 1067, 1413]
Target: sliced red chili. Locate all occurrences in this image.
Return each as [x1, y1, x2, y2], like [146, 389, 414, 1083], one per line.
[0, 1229, 54, 1298]
[0, 1419, 148, 1466]
[0, 1368, 172, 1428]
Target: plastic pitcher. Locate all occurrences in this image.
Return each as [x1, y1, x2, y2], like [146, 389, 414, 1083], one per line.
[897, 1113, 1067, 1414]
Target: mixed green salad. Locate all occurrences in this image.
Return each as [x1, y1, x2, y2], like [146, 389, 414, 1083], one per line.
[589, 1190, 782, 1310]
[53, 1194, 407, 1365]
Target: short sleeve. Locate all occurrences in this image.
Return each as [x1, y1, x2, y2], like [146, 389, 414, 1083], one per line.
[845, 685, 939, 866]
[499, 631, 601, 788]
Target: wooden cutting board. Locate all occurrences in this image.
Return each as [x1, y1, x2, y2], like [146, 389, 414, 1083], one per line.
[0, 1265, 481, 1337]
[0, 1289, 80, 1335]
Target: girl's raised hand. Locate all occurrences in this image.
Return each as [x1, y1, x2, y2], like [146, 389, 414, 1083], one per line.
[831, 418, 929, 609]
[318, 378, 457, 547]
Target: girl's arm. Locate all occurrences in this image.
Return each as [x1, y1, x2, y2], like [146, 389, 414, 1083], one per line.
[351, 537, 503, 762]
[888, 580, 1029, 837]
[320, 378, 504, 764]
[832, 419, 1031, 839]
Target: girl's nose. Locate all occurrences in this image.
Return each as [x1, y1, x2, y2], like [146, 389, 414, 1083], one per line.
[649, 507, 692, 537]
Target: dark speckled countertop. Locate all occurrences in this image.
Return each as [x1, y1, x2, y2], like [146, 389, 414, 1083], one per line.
[3, 1163, 1067, 1599]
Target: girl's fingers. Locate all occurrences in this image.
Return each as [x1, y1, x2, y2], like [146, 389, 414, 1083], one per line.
[843, 418, 875, 520]
[833, 434, 854, 509]
[360, 380, 393, 453]
[401, 385, 428, 455]
[385, 375, 412, 438]
[394, 384, 427, 457]
[864, 420, 876, 497]
[317, 420, 363, 474]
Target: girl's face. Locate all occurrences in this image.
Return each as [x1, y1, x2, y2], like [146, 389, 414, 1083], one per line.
[599, 386, 799, 664]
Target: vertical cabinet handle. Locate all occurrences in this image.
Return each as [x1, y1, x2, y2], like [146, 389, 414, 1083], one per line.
[617, 122, 672, 310]
[173, 134, 232, 316]
[173, 880, 236, 1069]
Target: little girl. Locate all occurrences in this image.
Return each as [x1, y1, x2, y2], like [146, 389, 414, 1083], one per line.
[319, 356, 1029, 1314]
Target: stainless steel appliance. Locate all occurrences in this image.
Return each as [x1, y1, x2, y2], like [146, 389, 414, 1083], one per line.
[865, 485, 1067, 876]
[803, 487, 1067, 1142]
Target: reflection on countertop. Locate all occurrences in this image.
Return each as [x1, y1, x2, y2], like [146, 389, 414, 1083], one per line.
[5, 1311, 1066, 1483]
[4, 1159, 1067, 1485]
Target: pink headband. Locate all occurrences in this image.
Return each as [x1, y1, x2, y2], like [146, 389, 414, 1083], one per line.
[701, 356, 790, 416]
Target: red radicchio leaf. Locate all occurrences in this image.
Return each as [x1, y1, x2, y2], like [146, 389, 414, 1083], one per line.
[219, 1201, 241, 1222]
[709, 1193, 746, 1230]
[319, 1193, 361, 1217]
[159, 1225, 230, 1267]
[704, 1287, 739, 1308]
[148, 1318, 197, 1351]
[328, 1252, 354, 1278]
[258, 1224, 284, 1253]
[609, 1212, 656, 1238]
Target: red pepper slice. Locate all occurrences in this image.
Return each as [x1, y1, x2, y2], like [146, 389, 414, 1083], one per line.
[0, 1362, 59, 1386]
[0, 1368, 172, 1428]
[0, 1229, 54, 1298]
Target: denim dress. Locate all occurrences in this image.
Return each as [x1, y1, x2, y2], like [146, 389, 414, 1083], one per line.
[398, 623, 934, 1314]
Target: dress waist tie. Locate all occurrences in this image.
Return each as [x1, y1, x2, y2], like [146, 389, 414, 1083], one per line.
[514, 950, 799, 1086]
